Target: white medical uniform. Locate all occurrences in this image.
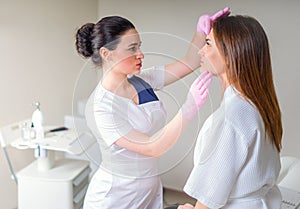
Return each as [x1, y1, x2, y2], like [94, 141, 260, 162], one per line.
[184, 86, 282, 209]
[83, 66, 166, 209]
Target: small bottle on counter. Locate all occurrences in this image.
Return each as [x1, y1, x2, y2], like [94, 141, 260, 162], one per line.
[31, 102, 44, 140]
[20, 122, 31, 141]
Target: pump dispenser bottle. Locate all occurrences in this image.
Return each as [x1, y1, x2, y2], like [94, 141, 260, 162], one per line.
[32, 102, 44, 139]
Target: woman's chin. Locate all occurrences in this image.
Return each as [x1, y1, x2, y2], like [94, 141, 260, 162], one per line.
[200, 68, 211, 74]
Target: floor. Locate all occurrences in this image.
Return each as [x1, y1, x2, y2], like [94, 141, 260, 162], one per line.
[163, 188, 196, 208]
[13, 188, 195, 209]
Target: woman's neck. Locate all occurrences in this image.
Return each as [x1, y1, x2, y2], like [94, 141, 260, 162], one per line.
[101, 68, 135, 99]
[217, 72, 229, 94]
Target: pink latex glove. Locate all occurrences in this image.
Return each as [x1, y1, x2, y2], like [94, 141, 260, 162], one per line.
[178, 203, 195, 209]
[197, 7, 230, 35]
[181, 71, 213, 120]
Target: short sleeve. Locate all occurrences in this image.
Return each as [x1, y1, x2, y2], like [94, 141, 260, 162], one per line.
[94, 110, 132, 146]
[85, 90, 133, 147]
[137, 65, 165, 90]
[183, 120, 249, 209]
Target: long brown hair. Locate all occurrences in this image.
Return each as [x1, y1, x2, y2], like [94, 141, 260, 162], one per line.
[213, 15, 282, 152]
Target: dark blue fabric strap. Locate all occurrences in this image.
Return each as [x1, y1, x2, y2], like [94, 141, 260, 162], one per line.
[128, 75, 159, 104]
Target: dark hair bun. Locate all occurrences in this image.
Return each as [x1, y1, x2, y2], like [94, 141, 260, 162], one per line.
[75, 23, 95, 58]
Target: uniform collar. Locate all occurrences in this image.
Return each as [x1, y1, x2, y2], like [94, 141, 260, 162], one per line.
[222, 85, 242, 104]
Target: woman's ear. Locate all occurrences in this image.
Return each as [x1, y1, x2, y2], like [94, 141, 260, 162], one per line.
[100, 47, 111, 62]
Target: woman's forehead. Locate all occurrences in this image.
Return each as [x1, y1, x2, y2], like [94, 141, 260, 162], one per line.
[119, 29, 141, 45]
[207, 29, 215, 41]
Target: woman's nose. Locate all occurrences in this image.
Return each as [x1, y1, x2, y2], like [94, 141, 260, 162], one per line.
[136, 49, 144, 59]
[198, 47, 205, 57]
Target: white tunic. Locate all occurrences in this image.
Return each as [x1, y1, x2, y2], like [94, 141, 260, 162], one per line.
[83, 66, 166, 209]
[184, 86, 282, 209]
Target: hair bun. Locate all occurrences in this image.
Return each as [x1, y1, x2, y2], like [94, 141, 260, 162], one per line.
[75, 23, 95, 58]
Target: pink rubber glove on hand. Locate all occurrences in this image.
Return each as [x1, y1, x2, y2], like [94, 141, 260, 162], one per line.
[197, 7, 230, 35]
[181, 71, 213, 120]
[178, 203, 195, 209]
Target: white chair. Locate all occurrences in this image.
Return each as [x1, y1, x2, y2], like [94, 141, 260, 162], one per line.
[277, 156, 300, 192]
[0, 119, 31, 184]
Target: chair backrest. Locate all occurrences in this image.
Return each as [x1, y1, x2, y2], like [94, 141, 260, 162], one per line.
[0, 119, 31, 148]
[278, 156, 300, 192]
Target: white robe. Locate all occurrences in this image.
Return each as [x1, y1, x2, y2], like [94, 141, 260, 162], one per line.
[184, 86, 282, 209]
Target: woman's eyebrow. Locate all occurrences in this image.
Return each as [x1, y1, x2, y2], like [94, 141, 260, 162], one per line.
[128, 42, 142, 47]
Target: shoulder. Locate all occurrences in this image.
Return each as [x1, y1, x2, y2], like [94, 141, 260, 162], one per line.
[85, 84, 126, 115]
[136, 66, 165, 90]
[138, 65, 165, 76]
[223, 87, 264, 144]
[128, 75, 151, 89]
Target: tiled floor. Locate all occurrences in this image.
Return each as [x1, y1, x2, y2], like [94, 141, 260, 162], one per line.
[163, 188, 196, 208]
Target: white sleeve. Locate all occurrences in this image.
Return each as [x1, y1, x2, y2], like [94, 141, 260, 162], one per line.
[94, 110, 132, 147]
[183, 119, 249, 209]
[85, 91, 132, 147]
[137, 65, 165, 90]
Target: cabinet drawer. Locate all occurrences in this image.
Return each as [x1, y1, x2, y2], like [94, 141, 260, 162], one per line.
[73, 166, 91, 187]
[72, 166, 91, 209]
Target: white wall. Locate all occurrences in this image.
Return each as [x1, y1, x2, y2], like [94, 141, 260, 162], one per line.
[0, 0, 98, 208]
[98, 0, 300, 190]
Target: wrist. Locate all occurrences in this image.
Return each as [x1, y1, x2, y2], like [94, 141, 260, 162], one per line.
[180, 103, 197, 121]
[196, 24, 206, 35]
